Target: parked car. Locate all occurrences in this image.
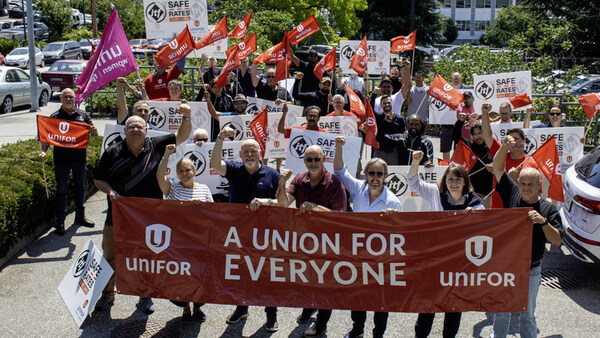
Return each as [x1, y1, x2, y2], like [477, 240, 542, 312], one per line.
[568, 75, 600, 97]
[560, 148, 600, 264]
[3, 22, 50, 40]
[0, 20, 17, 31]
[42, 41, 83, 64]
[41, 60, 88, 96]
[129, 39, 149, 49]
[147, 39, 169, 51]
[0, 66, 50, 114]
[4, 47, 44, 69]
[132, 48, 157, 65]
[79, 38, 99, 59]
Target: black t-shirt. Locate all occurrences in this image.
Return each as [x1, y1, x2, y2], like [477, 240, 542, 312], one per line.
[452, 119, 494, 195]
[298, 60, 323, 93]
[254, 81, 291, 102]
[49, 107, 94, 164]
[94, 133, 176, 225]
[496, 172, 562, 266]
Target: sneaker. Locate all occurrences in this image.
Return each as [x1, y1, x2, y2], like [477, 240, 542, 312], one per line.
[344, 331, 364, 338]
[297, 308, 317, 323]
[303, 323, 326, 337]
[94, 296, 114, 312]
[55, 223, 66, 236]
[75, 216, 95, 228]
[226, 308, 249, 324]
[138, 297, 154, 314]
[192, 310, 206, 323]
[265, 316, 279, 332]
[181, 312, 193, 322]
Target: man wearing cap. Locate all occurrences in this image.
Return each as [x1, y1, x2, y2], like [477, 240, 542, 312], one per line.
[292, 74, 332, 116]
[291, 49, 327, 94]
[456, 90, 479, 142]
[204, 91, 249, 142]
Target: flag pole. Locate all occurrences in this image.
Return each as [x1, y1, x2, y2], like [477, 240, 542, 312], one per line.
[415, 94, 428, 113]
[320, 28, 330, 46]
[584, 111, 597, 139]
[468, 166, 486, 176]
[410, 47, 416, 77]
[41, 160, 49, 198]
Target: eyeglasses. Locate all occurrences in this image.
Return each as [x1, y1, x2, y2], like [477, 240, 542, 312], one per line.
[446, 177, 464, 184]
[127, 125, 145, 131]
[63, 96, 76, 101]
[367, 171, 384, 178]
[549, 113, 562, 116]
[304, 157, 322, 163]
[266, 75, 276, 78]
[333, 101, 344, 104]
[195, 138, 208, 142]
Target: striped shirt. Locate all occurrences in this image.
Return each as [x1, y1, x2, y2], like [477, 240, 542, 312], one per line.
[167, 179, 214, 202]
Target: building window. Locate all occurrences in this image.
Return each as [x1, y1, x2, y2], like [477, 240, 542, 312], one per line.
[476, 0, 492, 8]
[439, 0, 452, 8]
[455, 20, 471, 31]
[456, 0, 471, 8]
[496, 0, 510, 7]
[475, 20, 490, 31]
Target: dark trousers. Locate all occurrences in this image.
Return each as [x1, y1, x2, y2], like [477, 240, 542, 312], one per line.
[171, 301, 204, 308]
[236, 305, 277, 317]
[303, 308, 332, 329]
[415, 312, 462, 338]
[351, 310, 388, 337]
[55, 161, 86, 224]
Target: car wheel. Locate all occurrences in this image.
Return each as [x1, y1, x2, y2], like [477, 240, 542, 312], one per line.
[76, 53, 82, 60]
[39, 90, 49, 107]
[1, 96, 13, 114]
[40, 59, 45, 67]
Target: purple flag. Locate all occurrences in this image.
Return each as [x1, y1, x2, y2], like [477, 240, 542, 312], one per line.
[75, 7, 138, 104]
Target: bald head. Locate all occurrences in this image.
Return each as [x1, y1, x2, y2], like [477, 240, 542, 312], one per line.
[305, 145, 324, 157]
[520, 167, 541, 183]
[60, 88, 76, 113]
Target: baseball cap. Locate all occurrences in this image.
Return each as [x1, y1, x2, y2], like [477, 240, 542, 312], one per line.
[463, 91, 473, 98]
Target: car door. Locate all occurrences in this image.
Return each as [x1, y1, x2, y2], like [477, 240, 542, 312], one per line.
[5, 69, 26, 106]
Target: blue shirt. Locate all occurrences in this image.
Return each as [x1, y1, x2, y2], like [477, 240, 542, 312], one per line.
[334, 167, 403, 212]
[224, 161, 280, 204]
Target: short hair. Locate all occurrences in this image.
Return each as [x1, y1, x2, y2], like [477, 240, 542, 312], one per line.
[380, 94, 392, 102]
[363, 158, 389, 179]
[193, 128, 208, 138]
[332, 94, 345, 103]
[550, 104, 565, 115]
[507, 128, 525, 140]
[380, 78, 393, 86]
[168, 79, 183, 91]
[414, 69, 425, 76]
[304, 105, 321, 116]
[132, 100, 149, 112]
[520, 167, 542, 185]
[176, 158, 196, 175]
[499, 102, 512, 112]
[439, 163, 473, 196]
[407, 114, 426, 134]
[470, 123, 482, 135]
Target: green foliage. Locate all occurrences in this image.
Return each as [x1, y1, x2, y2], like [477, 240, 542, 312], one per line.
[0, 38, 24, 56]
[441, 18, 458, 44]
[0, 137, 102, 258]
[95, 0, 146, 39]
[62, 28, 93, 42]
[36, 0, 73, 41]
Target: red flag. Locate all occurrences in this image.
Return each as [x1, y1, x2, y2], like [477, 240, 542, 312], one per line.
[364, 99, 379, 149]
[154, 26, 195, 68]
[229, 12, 252, 39]
[37, 115, 91, 149]
[530, 136, 564, 202]
[225, 33, 257, 60]
[287, 15, 321, 45]
[314, 47, 336, 80]
[196, 16, 228, 50]
[578, 93, 600, 119]
[451, 140, 478, 172]
[510, 92, 533, 109]
[87, 38, 96, 58]
[391, 30, 417, 52]
[427, 74, 464, 110]
[349, 35, 368, 76]
[273, 32, 291, 83]
[438, 158, 450, 166]
[253, 34, 290, 64]
[249, 106, 269, 157]
[345, 83, 366, 121]
[215, 45, 240, 88]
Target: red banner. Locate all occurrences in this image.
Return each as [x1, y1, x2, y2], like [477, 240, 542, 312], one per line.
[391, 30, 416, 52]
[253, 33, 290, 65]
[249, 106, 269, 156]
[427, 74, 464, 110]
[345, 83, 365, 121]
[229, 12, 252, 39]
[37, 115, 90, 149]
[113, 197, 532, 313]
[287, 15, 321, 45]
[451, 140, 478, 172]
[578, 93, 600, 119]
[196, 16, 228, 50]
[349, 35, 368, 76]
[314, 47, 336, 80]
[510, 92, 533, 109]
[530, 136, 564, 201]
[274, 32, 291, 83]
[215, 45, 240, 88]
[225, 33, 257, 60]
[154, 26, 195, 68]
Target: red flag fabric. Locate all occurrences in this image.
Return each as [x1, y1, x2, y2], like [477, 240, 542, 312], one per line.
[451, 140, 478, 172]
[154, 26, 195, 68]
[427, 74, 464, 110]
[249, 106, 269, 157]
[438, 158, 450, 166]
[349, 35, 368, 76]
[510, 92, 533, 109]
[229, 12, 252, 39]
[578, 93, 600, 119]
[113, 197, 533, 313]
[87, 38, 96, 58]
[253, 33, 290, 65]
[215, 45, 240, 88]
[364, 99, 379, 149]
[314, 47, 336, 80]
[196, 16, 228, 50]
[37, 115, 90, 149]
[391, 30, 417, 52]
[287, 15, 321, 45]
[225, 33, 257, 60]
[530, 136, 564, 202]
[345, 83, 366, 121]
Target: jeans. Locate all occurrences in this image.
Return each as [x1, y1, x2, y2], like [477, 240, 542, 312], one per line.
[492, 265, 542, 338]
[350, 310, 388, 337]
[54, 161, 86, 224]
[415, 312, 462, 338]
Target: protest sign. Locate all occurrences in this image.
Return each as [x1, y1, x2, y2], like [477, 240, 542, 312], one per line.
[385, 166, 448, 211]
[147, 101, 212, 142]
[143, 0, 209, 39]
[339, 40, 390, 75]
[293, 116, 359, 136]
[473, 71, 532, 113]
[101, 123, 169, 156]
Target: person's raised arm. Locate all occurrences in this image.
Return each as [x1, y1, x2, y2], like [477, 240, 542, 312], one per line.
[291, 50, 300, 67]
[408, 150, 423, 179]
[250, 62, 260, 88]
[481, 102, 494, 148]
[523, 106, 535, 129]
[276, 169, 295, 207]
[116, 77, 128, 124]
[400, 59, 412, 99]
[363, 71, 370, 95]
[334, 136, 345, 170]
[292, 72, 303, 99]
[199, 53, 207, 80]
[336, 69, 343, 89]
[204, 91, 221, 121]
[175, 103, 192, 145]
[492, 135, 513, 181]
[156, 144, 176, 196]
[277, 103, 289, 135]
[210, 127, 234, 176]
[138, 79, 149, 101]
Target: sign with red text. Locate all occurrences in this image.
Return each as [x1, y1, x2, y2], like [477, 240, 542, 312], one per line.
[339, 40, 390, 75]
[473, 71, 532, 113]
[113, 198, 532, 312]
[143, 0, 209, 39]
[146, 101, 212, 141]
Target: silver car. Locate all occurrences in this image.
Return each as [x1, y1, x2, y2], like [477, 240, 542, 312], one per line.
[4, 47, 45, 69]
[0, 66, 50, 114]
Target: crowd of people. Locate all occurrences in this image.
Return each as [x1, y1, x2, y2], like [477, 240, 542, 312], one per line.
[40, 43, 567, 337]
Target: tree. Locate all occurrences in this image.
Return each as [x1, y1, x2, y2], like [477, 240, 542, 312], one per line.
[441, 18, 458, 44]
[37, 0, 73, 41]
[94, 0, 146, 39]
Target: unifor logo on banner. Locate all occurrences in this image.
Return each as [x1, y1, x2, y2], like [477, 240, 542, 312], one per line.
[73, 249, 90, 277]
[290, 135, 313, 158]
[465, 236, 493, 266]
[384, 173, 408, 197]
[184, 150, 207, 176]
[148, 107, 167, 128]
[475, 80, 495, 100]
[297, 24, 304, 32]
[404, 36, 410, 43]
[145, 2, 166, 23]
[59, 121, 70, 134]
[169, 40, 178, 49]
[443, 83, 452, 92]
[103, 132, 124, 151]
[145, 224, 171, 254]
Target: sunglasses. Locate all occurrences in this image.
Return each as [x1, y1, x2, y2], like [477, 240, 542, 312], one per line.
[304, 157, 322, 163]
[367, 171, 384, 178]
[549, 113, 562, 116]
[195, 138, 208, 142]
[266, 75, 276, 78]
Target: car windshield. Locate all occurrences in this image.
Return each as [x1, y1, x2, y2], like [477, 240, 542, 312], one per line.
[150, 40, 164, 44]
[9, 48, 27, 55]
[129, 40, 142, 45]
[575, 147, 600, 188]
[79, 41, 90, 47]
[44, 43, 64, 51]
[570, 77, 588, 88]
[49, 62, 85, 72]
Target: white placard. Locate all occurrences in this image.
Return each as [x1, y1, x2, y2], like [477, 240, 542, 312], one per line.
[245, 97, 303, 119]
[294, 116, 359, 136]
[473, 71, 532, 113]
[264, 112, 294, 159]
[219, 114, 255, 141]
[147, 101, 212, 142]
[143, 0, 209, 39]
[58, 240, 114, 327]
[285, 129, 362, 175]
[428, 89, 469, 125]
[186, 25, 229, 59]
[385, 166, 448, 212]
[101, 123, 169, 156]
[339, 40, 390, 75]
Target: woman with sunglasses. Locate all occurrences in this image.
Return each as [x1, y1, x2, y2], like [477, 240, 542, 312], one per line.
[157, 144, 213, 322]
[333, 136, 402, 338]
[408, 150, 484, 338]
[523, 105, 566, 129]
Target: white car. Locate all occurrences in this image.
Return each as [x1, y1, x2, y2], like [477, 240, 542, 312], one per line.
[560, 150, 600, 264]
[4, 47, 45, 69]
[0, 66, 50, 114]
